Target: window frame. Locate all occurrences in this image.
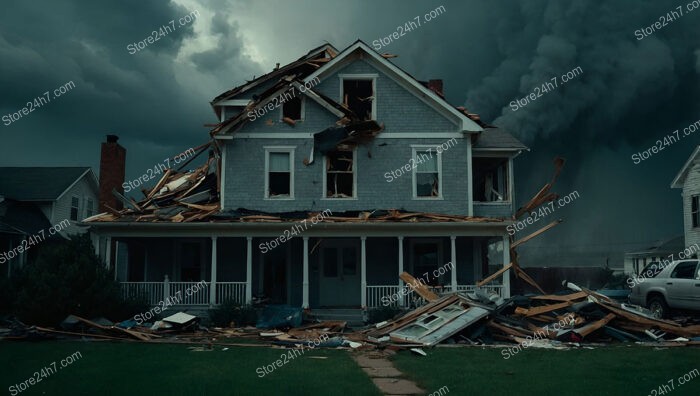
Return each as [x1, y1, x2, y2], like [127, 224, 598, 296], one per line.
[85, 197, 95, 218]
[322, 147, 357, 200]
[670, 261, 699, 279]
[411, 145, 443, 200]
[472, 155, 513, 204]
[70, 195, 80, 221]
[692, 195, 699, 228]
[264, 146, 295, 200]
[338, 74, 377, 121]
[280, 95, 305, 122]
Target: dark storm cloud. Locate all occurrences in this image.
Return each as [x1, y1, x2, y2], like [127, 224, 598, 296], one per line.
[0, 0, 262, 190]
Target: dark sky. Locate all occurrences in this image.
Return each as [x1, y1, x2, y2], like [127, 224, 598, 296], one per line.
[1, 0, 699, 267]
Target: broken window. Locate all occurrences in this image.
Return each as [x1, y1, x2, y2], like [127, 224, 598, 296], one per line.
[267, 151, 292, 198]
[414, 148, 440, 198]
[325, 150, 354, 198]
[473, 157, 509, 202]
[693, 195, 699, 228]
[342, 79, 374, 120]
[282, 96, 302, 120]
[70, 196, 80, 221]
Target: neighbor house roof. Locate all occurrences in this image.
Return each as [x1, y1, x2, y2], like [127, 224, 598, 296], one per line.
[0, 198, 52, 235]
[671, 145, 700, 188]
[0, 167, 94, 201]
[625, 235, 685, 258]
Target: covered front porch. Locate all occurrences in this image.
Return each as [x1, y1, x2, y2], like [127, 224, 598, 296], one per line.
[91, 222, 512, 309]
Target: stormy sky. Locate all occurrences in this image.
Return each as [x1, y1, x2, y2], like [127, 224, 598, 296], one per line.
[1, 0, 699, 267]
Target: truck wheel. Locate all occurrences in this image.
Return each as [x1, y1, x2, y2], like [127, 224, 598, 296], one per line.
[648, 296, 668, 319]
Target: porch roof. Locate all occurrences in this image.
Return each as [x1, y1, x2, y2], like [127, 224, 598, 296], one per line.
[85, 218, 511, 238]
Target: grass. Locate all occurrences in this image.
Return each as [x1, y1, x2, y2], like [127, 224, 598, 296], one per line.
[391, 345, 700, 396]
[0, 341, 381, 396]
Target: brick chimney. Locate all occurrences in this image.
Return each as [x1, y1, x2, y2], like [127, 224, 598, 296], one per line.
[428, 79, 444, 98]
[98, 134, 126, 212]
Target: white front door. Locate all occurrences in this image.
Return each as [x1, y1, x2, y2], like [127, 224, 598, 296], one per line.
[319, 242, 360, 307]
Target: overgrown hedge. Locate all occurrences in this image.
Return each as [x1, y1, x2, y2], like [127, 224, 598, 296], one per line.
[7, 234, 148, 326]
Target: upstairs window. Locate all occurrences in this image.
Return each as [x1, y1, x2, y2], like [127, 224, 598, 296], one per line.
[282, 96, 303, 121]
[412, 147, 441, 198]
[324, 149, 355, 198]
[85, 198, 95, 218]
[70, 196, 80, 221]
[265, 148, 294, 199]
[693, 195, 699, 228]
[473, 157, 510, 202]
[340, 75, 375, 120]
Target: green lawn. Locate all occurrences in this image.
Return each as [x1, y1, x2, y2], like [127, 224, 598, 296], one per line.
[0, 341, 381, 396]
[391, 346, 700, 396]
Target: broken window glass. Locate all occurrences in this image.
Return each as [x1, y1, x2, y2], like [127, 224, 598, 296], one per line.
[268, 152, 291, 197]
[342, 79, 373, 120]
[473, 157, 509, 202]
[282, 96, 302, 120]
[415, 149, 439, 197]
[326, 150, 354, 198]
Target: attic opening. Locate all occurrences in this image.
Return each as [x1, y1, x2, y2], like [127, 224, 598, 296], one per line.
[325, 149, 354, 198]
[473, 157, 509, 202]
[282, 96, 302, 120]
[342, 78, 374, 120]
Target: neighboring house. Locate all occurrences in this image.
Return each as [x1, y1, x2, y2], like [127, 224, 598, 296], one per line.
[623, 235, 684, 275]
[87, 41, 526, 312]
[672, 146, 700, 250]
[0, 167, 99, 276]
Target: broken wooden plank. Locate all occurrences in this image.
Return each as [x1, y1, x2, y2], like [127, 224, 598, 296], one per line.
[531, 291, 587, 302]
[515, 301, 571, 317]
[399, 272, 438, 302]
[477, 262, 513, 287]
[512, 219, 562, 248]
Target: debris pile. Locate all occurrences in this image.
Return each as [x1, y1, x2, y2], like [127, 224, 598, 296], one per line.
[86, 142, 220, 223]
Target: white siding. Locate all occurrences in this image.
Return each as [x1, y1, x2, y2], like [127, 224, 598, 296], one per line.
[52, 174, 99, 236]
[682, 163, 700, 248]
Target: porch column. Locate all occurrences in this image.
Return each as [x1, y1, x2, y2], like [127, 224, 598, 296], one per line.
[450, 236, 457, 292]
[302, 237, 309, 308]
[398, 236, 404, 306]
[246, 237, 253, 303]
[210, 236, 218, 305]
[502, 236, 511, 298]
[361, 237, 367, 308]
[105, 236, 112, 270]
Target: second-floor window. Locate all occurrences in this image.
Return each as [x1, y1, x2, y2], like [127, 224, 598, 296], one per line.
[70, 196, 80, 221]
[340, 75, 376, 120]
[324, 149, 355, 198]
[693, 195, 699, 228]
[85, 198, 95, 218]
[265, 148, 294, 199]
[412, 147, 441, 199]
[473, 157, 510, 202]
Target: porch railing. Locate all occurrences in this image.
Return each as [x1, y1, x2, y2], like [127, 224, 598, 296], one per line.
[216, 282, 247, 305]
[366, 285, 401, 307]
[366, 284, 505, 308]
[169, 281, 210, 305]
[121, 282, 164, 306]
[120, 279, 247, 306]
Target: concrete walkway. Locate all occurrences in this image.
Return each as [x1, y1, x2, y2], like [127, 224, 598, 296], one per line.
[352, 351, 425, 395]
